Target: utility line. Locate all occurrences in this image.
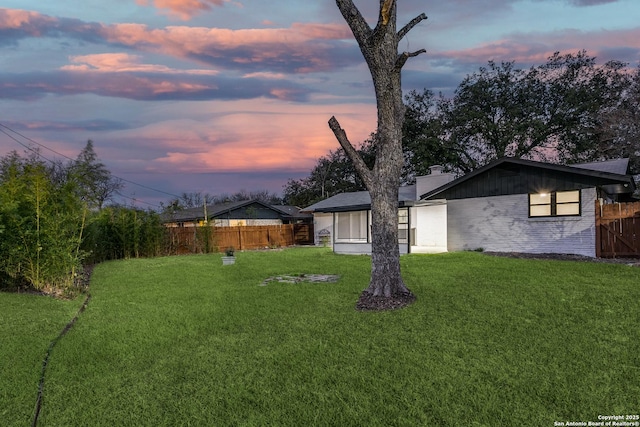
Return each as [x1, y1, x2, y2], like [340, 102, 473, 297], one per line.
[0, 122, 182, 206]
[114, 190, 164, 209]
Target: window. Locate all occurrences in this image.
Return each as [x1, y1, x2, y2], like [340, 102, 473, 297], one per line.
[335, 211, 369, 242]
[529, 190, 580, 217]
[398, 208, 409, 244]
[529, 193, 551, 216]
[555, 190, 580, 215]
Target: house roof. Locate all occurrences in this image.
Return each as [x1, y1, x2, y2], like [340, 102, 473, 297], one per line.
[302, 185, 417, 213]
[161, 200, 308, 223]
[569, 158, 629, 175]
[270, 205, 313, 220]
[421, 157, 636, 200]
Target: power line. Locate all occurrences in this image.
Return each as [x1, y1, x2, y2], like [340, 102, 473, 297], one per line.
[114, 190, 164, 209]
[0, 126, 60, 165]
[0, 122, 182, 205]
[0, 125, 166, 209]
[0, 123, 71, 160]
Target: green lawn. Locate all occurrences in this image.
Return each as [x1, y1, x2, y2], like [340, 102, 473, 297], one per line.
[2, 248, 639, 426]
[0, 290, 85, 426]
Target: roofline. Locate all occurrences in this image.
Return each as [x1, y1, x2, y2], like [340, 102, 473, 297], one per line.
[210, 199, 274, 217]
[162, 199, 296, 223]
[312, 204, 372, 213]
[307, 200, 414, 213]
[421, 157, 636, 200]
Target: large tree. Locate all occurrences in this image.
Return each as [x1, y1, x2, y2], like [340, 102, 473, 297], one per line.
[430, 52, 634, 174]
[330, 0, 426, 309]
[402, 89, 460, 181]
[592, 63, 640, 174]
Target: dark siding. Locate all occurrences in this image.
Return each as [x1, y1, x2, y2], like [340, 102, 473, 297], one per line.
[214, 202, 283, 220]
[439, 164, 626, 200]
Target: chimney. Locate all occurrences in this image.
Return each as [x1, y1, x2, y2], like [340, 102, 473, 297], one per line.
[415, 165, 455, 199]
[429, 165, 444, 175]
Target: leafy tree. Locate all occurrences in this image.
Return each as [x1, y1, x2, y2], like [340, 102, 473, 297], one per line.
[0, 151, 86, 293]
[402, 89, 459, 180]
[426, 51, 635, 173]
[530, 51, 629, 164]
[330, 0, 426, 309]
[70, 140, 123, 209]
[592, 64, 640, 174]
[438, 60, 536, 172]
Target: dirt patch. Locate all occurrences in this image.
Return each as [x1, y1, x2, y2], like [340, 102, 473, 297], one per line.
[484, 252, 640, 266]
[259, 274, 340, 286]
[355, 291, 416, 311]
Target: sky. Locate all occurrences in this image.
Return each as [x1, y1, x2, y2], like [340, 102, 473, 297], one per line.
[1, 0, 639, 209]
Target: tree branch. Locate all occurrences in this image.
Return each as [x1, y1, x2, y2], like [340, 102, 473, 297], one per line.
[328, 116, 374, 189]
[395, 49, 427, 70]
[398, 13, 427, 40]
[380, 0, 394, 26]
[368, 0, 396, 48]
[335, 0, 372, 43]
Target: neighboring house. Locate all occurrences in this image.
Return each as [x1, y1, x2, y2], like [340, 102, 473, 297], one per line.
[303, 158, 637, 257]
[162, 199, 312, 228]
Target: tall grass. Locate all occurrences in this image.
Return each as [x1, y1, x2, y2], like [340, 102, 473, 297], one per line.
[3, 248, 639, 426]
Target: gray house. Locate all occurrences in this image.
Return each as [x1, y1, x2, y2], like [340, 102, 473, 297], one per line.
[303, 165, 457, 255]
[303, 158, 636, 257]
[162, 200, 312, 228]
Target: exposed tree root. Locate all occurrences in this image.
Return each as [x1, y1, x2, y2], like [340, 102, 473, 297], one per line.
[355, 290, 416, 311]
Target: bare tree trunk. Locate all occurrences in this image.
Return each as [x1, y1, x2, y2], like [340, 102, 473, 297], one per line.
[330, 0, 426, 309]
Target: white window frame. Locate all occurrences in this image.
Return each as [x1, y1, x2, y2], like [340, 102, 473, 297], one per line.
[334, 211, 370, 243]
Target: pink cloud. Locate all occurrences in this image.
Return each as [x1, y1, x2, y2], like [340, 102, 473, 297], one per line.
[242, 72, 287, 79]
[61, 53, 218, 75]
[103, 23, 347, 49]
[0, 8, 54, 28]
[437, 27, 640, 66]
[135, 0, 231, 20]
[290, 23, 352, 40]
[0, 8, 357, 73]
[132, 100, 377, 174]
[99, 22, 354, 72]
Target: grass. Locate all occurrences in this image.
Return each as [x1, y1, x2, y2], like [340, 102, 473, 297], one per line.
[2, 248, 639, 426]
[0, 290, 85, 426]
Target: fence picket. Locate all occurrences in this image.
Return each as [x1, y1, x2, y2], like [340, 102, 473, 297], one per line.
[164, 224, 313, 255]
[596, 200, 640, 258]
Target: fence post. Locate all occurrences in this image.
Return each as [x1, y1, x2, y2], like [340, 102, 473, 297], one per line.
[595, 200, 601, 258]
[290, 224, 295, 246]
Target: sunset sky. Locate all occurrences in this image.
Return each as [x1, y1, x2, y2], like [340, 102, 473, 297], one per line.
[1, 0, 639, 208]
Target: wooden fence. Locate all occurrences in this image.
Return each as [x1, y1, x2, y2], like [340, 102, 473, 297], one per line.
[165, 224, 314, 255]
[596, 200, 640, 258]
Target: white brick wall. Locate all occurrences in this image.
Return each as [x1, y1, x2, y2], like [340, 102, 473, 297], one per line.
[447, 188, 597, 257]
